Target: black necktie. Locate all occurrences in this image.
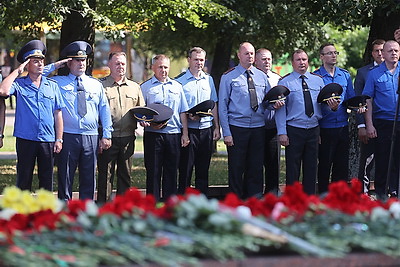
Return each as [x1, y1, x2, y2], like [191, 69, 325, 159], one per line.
[246, 70, 258, 111]
[300, 75, 314, 117]
[76, 77, 87, 117]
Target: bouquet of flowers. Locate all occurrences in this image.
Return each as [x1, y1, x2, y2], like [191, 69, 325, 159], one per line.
[0, 179, 399, 266]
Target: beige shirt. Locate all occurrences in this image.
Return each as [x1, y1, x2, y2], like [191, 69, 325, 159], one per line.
[101, 76, 145, 137]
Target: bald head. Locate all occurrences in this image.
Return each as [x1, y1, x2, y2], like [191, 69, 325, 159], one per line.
[237, 42, 255, 69]
[382, 40, 400, 65]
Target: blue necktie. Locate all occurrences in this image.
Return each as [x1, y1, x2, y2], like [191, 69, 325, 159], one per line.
[76, 77, 87, 117]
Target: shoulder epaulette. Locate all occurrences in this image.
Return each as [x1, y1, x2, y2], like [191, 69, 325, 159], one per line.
[223, 67, 236, 75]
[270, 70, 281, 77]
[313, 68, 321, 73]
[279, 73, 290, 80]
[174, 71, 186, 80]
[338, 67, 349, 73]
[310, 72, 322, 78]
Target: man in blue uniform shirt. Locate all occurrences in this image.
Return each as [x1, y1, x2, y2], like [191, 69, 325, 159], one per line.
[363, 40, 400, 198]
[140, 54, 189, 201]
[313, 43, 355, 194]
[50, 41, 113, 200]
[354, 39, 385, 193]
[276, 49, 338, 195]
[0, 40, 64, 191]
[175, 47, 220, 196]
[219, 42, 270, 199]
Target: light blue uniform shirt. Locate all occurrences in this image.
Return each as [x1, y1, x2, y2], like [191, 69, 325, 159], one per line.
[140, 76, 189, 134]
[313, 66, 355, 128]
[175, 69, 218, 129]
[10, 75, 65, 141]
[363, 63, 400, 121]
[218, 64, 270, 137]
[51, 73, 113, 138]
[275, 71, 324, 135]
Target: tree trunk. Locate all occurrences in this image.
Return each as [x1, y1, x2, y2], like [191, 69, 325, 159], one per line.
[210, 33, 234, 91]
[58, 0, 96, 75]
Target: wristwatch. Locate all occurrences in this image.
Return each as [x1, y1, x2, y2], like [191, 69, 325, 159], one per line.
[0, 134, 4, 139]
[56, 138, 63, 143]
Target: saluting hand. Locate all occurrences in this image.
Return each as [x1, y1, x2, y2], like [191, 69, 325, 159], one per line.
[17, 59, 30, 75]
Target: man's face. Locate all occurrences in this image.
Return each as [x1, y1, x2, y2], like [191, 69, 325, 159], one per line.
[292, 52, 309, 74]
[382, 41, 400, 65]
[26, 57, 44, 75]
[67, 58, 86, 76]
[188, 51, 205, 73]
[320, 45, 337, 66]
[371, 44, 384, 64]
[108, 54, 126, 78]
[152, 58, 170, 82]
[237, 43, 255, 68]
[255, 51, 273, 73]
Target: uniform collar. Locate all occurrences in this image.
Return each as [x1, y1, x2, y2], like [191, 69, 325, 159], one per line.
[237, 64, 254, 75]
[186, 69, 206, 80]
[151, 75, 172, 85]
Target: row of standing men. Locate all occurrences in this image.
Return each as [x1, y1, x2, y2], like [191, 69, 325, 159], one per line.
[0, 36, 398, 202]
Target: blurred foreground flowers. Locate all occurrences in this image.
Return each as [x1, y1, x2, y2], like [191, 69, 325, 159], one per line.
[0, 179, 400, 266]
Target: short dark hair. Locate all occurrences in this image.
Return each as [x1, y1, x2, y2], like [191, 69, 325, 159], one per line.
[188, 47, 206, 58]
[108, 51, 126, 61]
[319, 43, 335, 54]
[291, 49, 307, 61]
[372, 39, 385, 47]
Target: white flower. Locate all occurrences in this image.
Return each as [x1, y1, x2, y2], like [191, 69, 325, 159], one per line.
[370, 207, 390, 221]
[389, 202, 400, 219]
[271, 202, 286, 221]
[0, 208, 17, 220]
[235, 206, 252, 219]
[85, 201, 99, 217]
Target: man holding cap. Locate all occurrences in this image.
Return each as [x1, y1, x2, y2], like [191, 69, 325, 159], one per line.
[50, 40, 113, 200]
[175, 47, 220, 196]
[0, 40, 64, 191]
[313, 43, 355, 194]
[140, 54, 189, 201]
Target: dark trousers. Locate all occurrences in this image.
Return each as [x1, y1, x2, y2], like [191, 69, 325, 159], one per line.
[57, 133, 98, 200]
[358, 139, 375, 193]
[317, 126, 349, 194]
[178, 127, 213, 196]
[144, 132, 180, 201]
[97, 135, 135, 203]
[264, 128, 280, 194]
[16, 137, 54, 191]
[286, 125, 319, 195]
[227, 125, 265, 199]
[374, 119, 400, 196]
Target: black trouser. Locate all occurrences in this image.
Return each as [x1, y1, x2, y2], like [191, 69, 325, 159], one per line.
[358, 138, 375, 193]
[374, 119, 400, 196]
[178, 127, 213, 196]
[227, 125, 265, 199]
[97, 135, 135, 203]
[144, 131, 180, 201]
[285, 125, 319, 195]
[16, 138, 54, 191]
[317, 126, 349, 194]
[264, 127, 280, 194]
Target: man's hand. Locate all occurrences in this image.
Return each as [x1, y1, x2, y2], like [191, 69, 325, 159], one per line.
[17, 59, 30, 75]
[54, 140, 62, 153]
[213, 127, 221, 141]
[273, 100, 285, 109]
[224, 136, 234, 146]
[188, 114, 201, 121]
[139, 121, 150, 128]
[279, 134, 289, 146]
[99, 138, 112, 153]
[327, 98, 340, 111]
[54, 58, 72, 70]
[366, 124, 377, 139]
[395, 28, 400, 43]
[358, 127, 369, 144]
[181, 134, 190, 147]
